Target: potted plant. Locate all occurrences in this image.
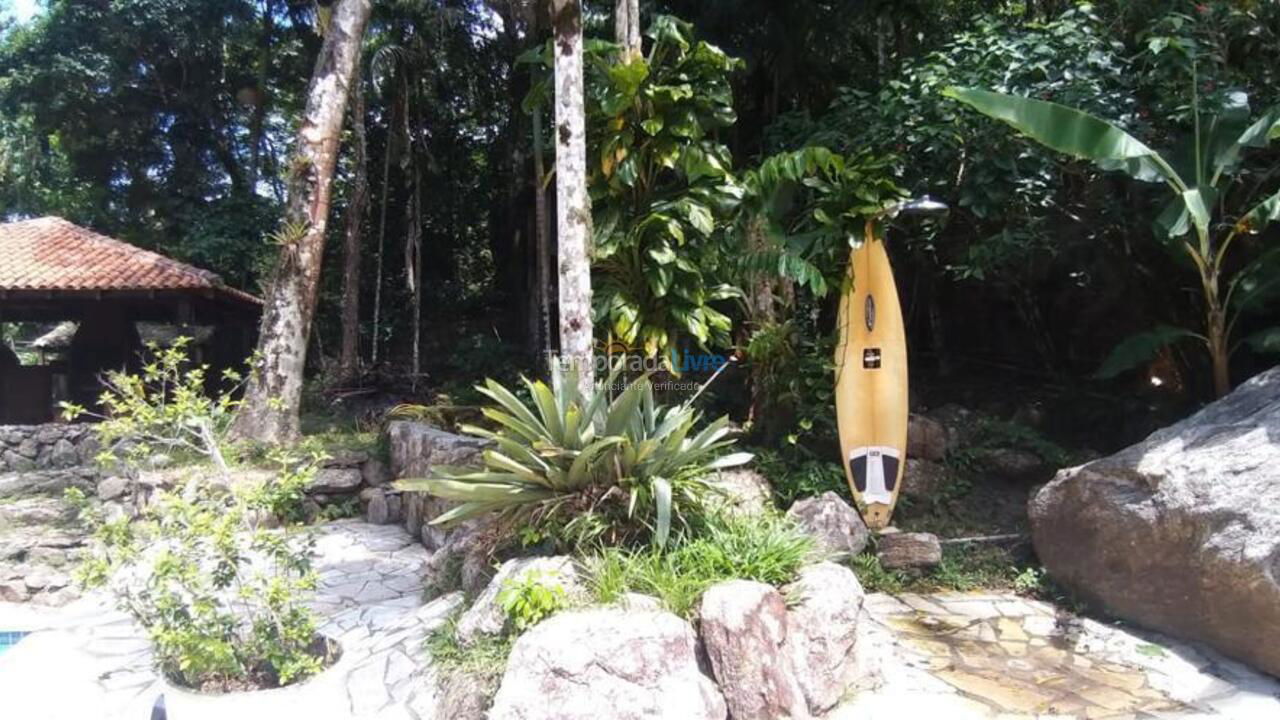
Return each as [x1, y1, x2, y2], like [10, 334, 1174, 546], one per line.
[63, 341, 344, 715]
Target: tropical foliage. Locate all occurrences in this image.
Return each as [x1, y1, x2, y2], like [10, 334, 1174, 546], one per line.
[946, 75, 1280, 396]
[394, 363, 751, 548]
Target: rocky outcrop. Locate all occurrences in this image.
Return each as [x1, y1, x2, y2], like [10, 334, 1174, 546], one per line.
[907, 413, 950, 462]
[488, 608, 728, 720]
[0, 424, 99, 477]
[699, 580, 810, 720]
[705, 468, 774, 517]
[786, 491, 869, 558]
[785, 562, 866, 714]
[877, 532, 942, 569]
[387, 421, 490, 548]
[1030, 367, 1280, 678]
[901, 458, 951, 503]
[455, 556, 582, 646]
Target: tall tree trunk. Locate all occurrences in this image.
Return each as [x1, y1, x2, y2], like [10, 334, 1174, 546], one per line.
[532, 109, 553, 365]
[409, 166, 424, 389]
[370, 129, 392, 365]
[338, 72, 368, 382]
[552, 0, 595, 397]
[614, 0, 641, 62]
[248, 0, 277, 190]
[229, 0, 373, 444]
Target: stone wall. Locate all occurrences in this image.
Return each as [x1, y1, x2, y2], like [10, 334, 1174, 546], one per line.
[385, 421, 489, 549]
[0, 424, 99, 474]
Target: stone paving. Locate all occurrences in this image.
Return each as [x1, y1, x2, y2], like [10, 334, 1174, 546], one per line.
[4, 517, 1280, 719]
[0, 519, 460, 720]
[834, 591, 1280, 719]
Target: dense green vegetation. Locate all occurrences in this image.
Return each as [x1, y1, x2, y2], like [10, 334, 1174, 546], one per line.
[8, 0, 1280, 646]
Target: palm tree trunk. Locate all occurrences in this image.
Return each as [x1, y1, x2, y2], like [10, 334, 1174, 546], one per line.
[551, 0, 595, 396]
[229, 0, 373, 444]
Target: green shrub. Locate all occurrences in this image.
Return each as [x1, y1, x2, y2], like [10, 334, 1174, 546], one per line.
[497, 570, 570, 632]
[61, 337, 243, 477]
[395, 363, 751, 549]
[584, 512, 816, 617]
[753, 448, 848, 508]
[69, 482, 325, 690]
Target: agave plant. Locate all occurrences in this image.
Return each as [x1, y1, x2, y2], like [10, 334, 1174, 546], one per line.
[394, 364, 751, 548]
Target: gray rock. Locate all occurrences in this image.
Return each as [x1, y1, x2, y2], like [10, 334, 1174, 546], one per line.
[786, 491, 869, 558]
[0, 579, 29, 602]
[456, 555, 581, 646]
[49, 439, 78, 467]
[387, 421, 490, 478]
[365, 491, 390, 524]
[907, 413, 949, 462]
[96, 476, 130, 501]
[705, 468, 774, 517]
[974, 447, 1049, 482]
[877, 532, 942, 569]
[901, 458, 951, 503]
[489, 608, 727, 720]
[785, 563, 866, 713]
[386, 421, 491, 546]
[323, 448, 370, 468]
[619, 593, 664, 612]
[361, 457, 390, 486]
[307, 468, 362, 494]
[384, 493, 402, 523]
[699, 580, 810, 720]
[1030, 366, 1280, 677]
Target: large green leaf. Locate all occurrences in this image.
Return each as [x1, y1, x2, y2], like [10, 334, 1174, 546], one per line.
[1094, 326, 1202, 380]
[1236, 189, 1280, 235]
[943, 87, 1184, 189]
[1244, 327, 1280, 355]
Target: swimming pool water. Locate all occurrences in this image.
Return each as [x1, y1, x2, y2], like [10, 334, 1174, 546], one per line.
[0, 630, 28, 657]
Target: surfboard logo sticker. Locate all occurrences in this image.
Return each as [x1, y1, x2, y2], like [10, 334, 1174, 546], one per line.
[848, 446, 899, 505]
[862, 348, 881, 369]
[864, 294, 876, 331]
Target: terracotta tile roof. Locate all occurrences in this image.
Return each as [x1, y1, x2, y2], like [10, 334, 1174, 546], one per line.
[0, 216, 259, 304]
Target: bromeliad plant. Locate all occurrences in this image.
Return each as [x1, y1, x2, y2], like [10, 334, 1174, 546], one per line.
[946, 71, 1280, 397]
[394, 364, 751, 549]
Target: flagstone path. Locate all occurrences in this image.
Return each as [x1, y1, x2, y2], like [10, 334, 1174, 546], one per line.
[834, 590, 1280, 719]
[3, 517, 1278, 719]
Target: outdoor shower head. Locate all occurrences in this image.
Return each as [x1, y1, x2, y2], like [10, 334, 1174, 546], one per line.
[892, 196, 950, 218]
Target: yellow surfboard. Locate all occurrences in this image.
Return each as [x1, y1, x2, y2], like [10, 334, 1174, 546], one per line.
[834, 220, 908, 530]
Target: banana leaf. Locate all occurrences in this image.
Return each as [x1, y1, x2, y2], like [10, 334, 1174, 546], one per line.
[943, 86, 1185, 189]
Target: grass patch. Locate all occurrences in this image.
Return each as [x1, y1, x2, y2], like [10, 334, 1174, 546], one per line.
[850, 544, 1040, 595]
[583, 512, 816, 617]
[425, 614, 514, 679]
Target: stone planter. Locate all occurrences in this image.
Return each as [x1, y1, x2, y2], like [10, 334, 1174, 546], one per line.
[155, 639, 348, 719]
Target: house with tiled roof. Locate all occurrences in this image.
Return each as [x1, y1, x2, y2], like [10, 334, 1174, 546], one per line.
[0, 217, 260, 425]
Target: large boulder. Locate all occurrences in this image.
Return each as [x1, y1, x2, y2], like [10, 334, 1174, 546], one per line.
[785, 562, 866, 714]
[786, 491, 869, 558]
[489, 608, 727, 720]
[1029, 366, 1280, 678]
[699, 580, 810, 720]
